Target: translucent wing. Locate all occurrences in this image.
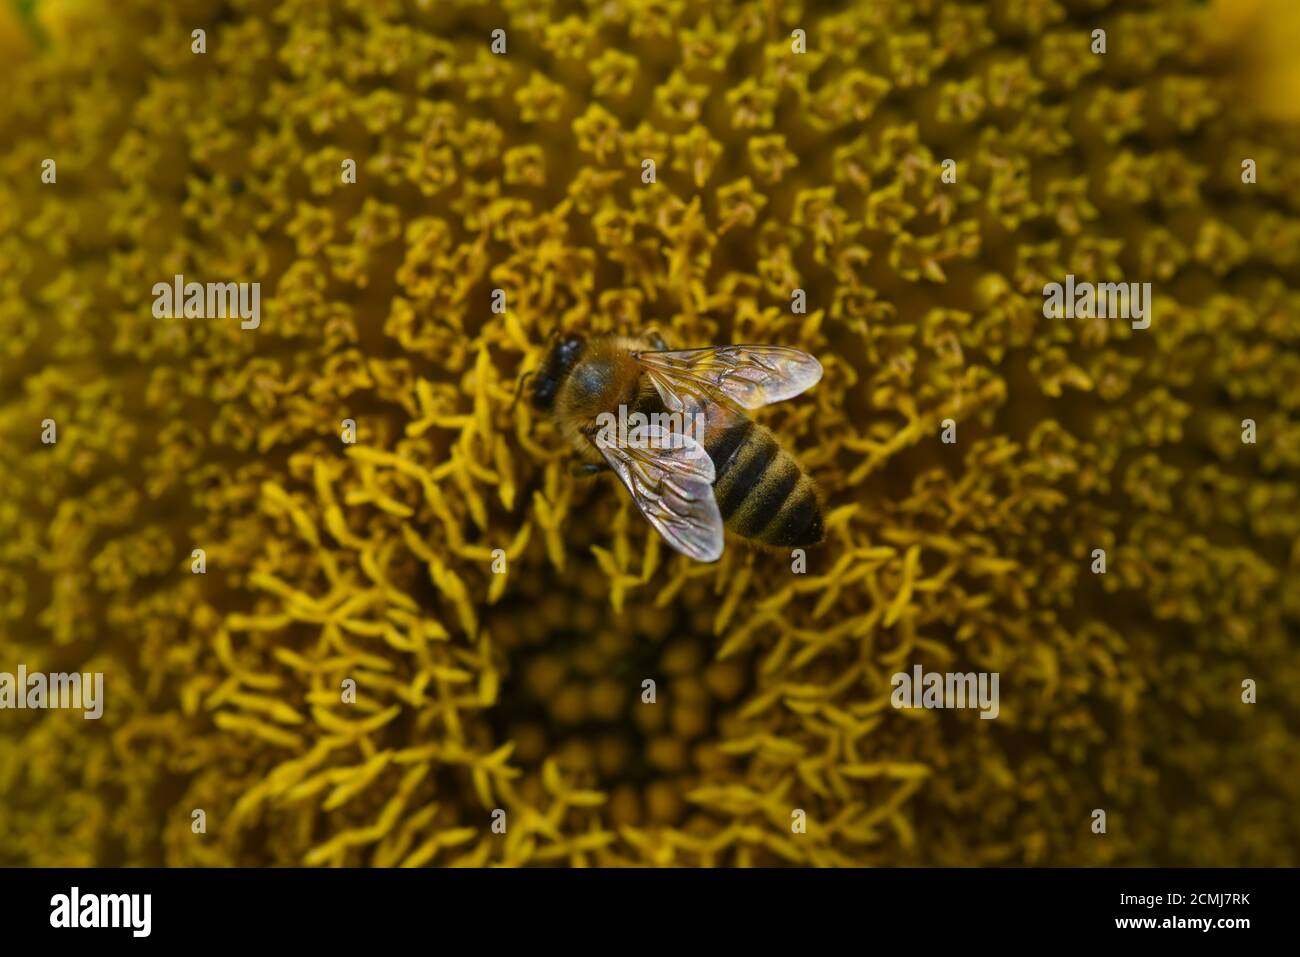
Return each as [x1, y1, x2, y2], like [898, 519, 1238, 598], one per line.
[635, 345, 823, 416]
[592, 422, 723, 563]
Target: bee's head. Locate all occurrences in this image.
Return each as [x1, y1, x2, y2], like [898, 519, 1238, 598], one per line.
[531, 334, 586, 411]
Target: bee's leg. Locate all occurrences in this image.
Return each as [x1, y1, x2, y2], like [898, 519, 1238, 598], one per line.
[647, 329, 669, 351]
[570, 461, 611, 477]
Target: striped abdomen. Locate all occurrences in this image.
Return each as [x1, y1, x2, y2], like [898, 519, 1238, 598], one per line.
[621, 383, 823, 548]
[706, 416, 823, 548]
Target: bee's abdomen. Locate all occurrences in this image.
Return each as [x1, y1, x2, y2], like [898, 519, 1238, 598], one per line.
[711, 422, 823, 548]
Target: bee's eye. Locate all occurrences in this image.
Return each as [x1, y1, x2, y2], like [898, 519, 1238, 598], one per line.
[552, 338, 585, 373]
[531, 376, 557, 409]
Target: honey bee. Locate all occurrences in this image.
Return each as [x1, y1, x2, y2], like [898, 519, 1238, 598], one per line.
[528, 333, 824, 562]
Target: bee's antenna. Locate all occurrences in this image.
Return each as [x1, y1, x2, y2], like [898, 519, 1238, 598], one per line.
[509, 369, 535, 412]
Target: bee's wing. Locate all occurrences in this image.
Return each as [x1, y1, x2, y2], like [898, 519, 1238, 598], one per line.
[635, 345, 823, 415]
[593, 422, 723, 563]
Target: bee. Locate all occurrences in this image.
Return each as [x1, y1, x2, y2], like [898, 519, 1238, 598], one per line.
[528, 333, 824, 562]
